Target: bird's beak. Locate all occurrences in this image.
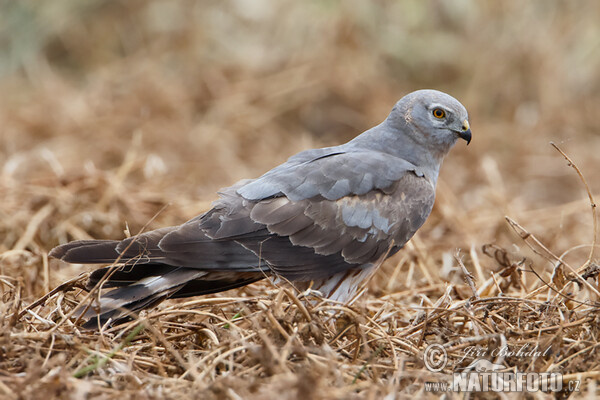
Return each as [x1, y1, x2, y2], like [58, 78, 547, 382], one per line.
[459, 120, 471, 145]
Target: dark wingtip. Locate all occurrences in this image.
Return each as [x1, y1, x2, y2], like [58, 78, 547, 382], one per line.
[48, 244, 68, 259]
[47, 240, 121, 263]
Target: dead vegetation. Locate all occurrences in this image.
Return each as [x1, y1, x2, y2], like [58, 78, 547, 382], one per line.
[2, 1, 600, 398]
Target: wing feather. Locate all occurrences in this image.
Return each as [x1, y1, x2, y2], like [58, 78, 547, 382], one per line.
[237, 150, 422, 202]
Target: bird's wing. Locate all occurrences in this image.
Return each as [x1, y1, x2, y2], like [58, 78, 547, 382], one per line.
[156, 151, 436, 280]
[241, 172, 435, 268]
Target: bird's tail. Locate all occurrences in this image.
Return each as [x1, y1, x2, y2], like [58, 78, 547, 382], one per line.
[49, 236, 262, 329]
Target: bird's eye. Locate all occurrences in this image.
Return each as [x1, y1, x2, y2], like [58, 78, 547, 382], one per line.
[432, 108, 446, 119]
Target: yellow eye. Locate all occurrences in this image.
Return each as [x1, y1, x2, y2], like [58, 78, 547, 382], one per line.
[433, 108, 446, 119]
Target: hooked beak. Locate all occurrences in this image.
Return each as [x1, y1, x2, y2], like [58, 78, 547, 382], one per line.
[459, 119, 471, 145]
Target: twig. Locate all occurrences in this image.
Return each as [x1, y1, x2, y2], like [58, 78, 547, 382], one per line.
[526, 266, 596, 307]
[505, 217, 600, 298]
[455, 250, 479, 299]
[550, 142, 597, 268]
[18, 275, 85, 319]
[283, 288, 312, 321]
[12, 204, 54, 251]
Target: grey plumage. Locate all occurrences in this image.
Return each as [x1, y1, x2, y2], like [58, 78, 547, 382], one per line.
[49, 89, 472, 329]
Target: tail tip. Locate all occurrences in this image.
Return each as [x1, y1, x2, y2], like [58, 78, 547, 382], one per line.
[48, 245, 66, 259]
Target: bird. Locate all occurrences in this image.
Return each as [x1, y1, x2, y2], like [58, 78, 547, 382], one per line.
[49, 89, 472, 329]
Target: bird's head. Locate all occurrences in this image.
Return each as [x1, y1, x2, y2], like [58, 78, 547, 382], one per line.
[387, 89, 471, 158]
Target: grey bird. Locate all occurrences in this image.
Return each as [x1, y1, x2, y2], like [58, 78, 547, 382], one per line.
[49, 89, 472, 329]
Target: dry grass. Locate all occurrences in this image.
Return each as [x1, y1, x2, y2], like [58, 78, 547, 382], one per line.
[2, 1, 600, 398]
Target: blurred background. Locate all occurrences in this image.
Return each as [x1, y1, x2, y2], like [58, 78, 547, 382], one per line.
[2, 0, 600, 298]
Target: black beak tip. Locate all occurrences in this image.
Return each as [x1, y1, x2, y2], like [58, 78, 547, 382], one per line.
[460, 129, 472, 145]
